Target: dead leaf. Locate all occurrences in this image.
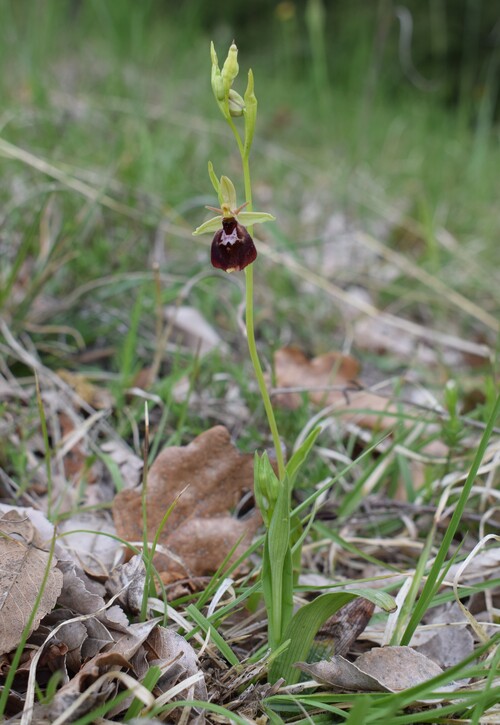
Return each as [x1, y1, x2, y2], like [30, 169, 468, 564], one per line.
[39, 651, 132, 722]
[410, 602, 474, 669]
[56, 560, 130, 631]
[41, 610, 88, 673]
[0, 510, 63, 656]
[106, 555, 146, 615]
[112, 426, 261, 582]
[107, 619, 161, 661]
[273, 347, 397, 429]
[57, 512, 119, 574]
[139, 625, 208, 705]
[81, 617, 115, 660]
[315, 598, 375, 657]
[297, 645, 445, 693]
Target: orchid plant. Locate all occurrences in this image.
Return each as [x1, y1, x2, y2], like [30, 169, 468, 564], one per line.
[193, 41, 285, 481]
[193, 43, 394, 683]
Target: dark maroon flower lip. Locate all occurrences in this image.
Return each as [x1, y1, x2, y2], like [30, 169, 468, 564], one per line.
[211, 216, 257, 272]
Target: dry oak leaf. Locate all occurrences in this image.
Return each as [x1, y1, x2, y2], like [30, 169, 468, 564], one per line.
[297, 645, 445, 693]
[0, 510, 63, 656]
[112, 426, 261, 582]
[274, 347, 397, 429]
[39, 651, 132, 723]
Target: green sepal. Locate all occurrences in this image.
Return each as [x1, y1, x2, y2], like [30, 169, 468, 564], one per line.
[192, 216, 222, 236]
[210, 41, 230, 119]
[219, 176, 237, 210]
[237, 211, 275, 225]
[210, 42, 225, 102]
[207, 161, 220, 196]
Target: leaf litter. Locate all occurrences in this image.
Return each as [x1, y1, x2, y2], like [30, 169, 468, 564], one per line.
[113, 425, 262, 584]
[2, 319, 500, 722]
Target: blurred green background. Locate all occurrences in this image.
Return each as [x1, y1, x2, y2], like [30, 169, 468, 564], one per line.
[0, 0, 498, 374]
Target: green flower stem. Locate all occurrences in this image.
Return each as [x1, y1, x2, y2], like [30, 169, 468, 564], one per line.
[226, 95, 285, 480]
[244, 262, 285, 481]
[241, 153, 285, 481]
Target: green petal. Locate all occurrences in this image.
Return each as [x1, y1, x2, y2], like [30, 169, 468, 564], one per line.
[192, 215, 222, 235]
[237, 211, 276, 225]
[219, 176, 237, 210]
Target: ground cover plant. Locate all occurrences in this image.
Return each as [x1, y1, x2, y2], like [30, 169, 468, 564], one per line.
[1, 1, 500, 723]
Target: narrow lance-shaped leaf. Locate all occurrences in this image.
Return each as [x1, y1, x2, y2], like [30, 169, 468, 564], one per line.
[254, 451, 281, 528]
[265, 476, 293, 649]
[269, 589, 397, 684]
[286, 426, 322, 488]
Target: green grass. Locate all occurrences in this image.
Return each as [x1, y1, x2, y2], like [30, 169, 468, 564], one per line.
[1, 1, 500, 722]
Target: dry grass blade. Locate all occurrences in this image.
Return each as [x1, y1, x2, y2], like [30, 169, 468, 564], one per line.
[259, 240, 492, 358]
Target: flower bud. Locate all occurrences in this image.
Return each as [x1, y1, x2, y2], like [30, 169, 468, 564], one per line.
[221, 42, 239, 93]
[243, 69, 257, 155]
[210, 41, 226, 101]
[228, 89, 245, 117]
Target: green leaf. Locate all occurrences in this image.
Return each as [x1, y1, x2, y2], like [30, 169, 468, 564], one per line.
[124, 665, 162, 720]
[269, 588, 396, 684]
[237, 211, 275, 225]
[286, 426, 322, 488]
[254, 451, 281, 527]
[192, 215, 221, 235]
[264, 476, 293, 649]
[186, 604, 239, 667]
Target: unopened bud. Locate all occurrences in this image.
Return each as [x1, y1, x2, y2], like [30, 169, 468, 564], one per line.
[221, 42, 239, 93]
[210, 42, 226, 101]
[228, 89, 245, 116]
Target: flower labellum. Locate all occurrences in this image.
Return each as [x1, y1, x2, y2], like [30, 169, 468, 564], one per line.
[211, 216, 257, 273]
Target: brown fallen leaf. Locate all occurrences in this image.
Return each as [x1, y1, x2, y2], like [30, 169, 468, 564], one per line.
[106, 555, 146, 615]
[0, 510, 63, 656]
[38, 651, 132, 722]
[273, 347, 397, 429]
[410, 602, 475, 675]
[56, 559, 130, 632]
[112, 426, 261, 582]
[57, 512, 120, 575]
[131, 625, 208, 718]
[297, 645, 448, 693]
[41, 610, 88, 673]
[314, 598, 376, 658]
